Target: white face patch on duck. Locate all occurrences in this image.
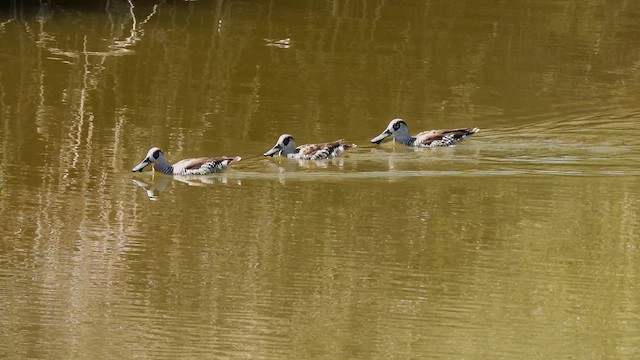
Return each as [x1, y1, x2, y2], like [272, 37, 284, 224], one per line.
[132, 147, 167, 172]
[264, 134, 297, 157]
[372, 118, 410, 144]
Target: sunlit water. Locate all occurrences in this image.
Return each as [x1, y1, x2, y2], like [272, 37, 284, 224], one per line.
[1, 1, 640, 359]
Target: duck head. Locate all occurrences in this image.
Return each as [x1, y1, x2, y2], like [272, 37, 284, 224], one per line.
[132, 147, 169, 172]
[371, 118, 411, 144]
[263, 134, 297, 157]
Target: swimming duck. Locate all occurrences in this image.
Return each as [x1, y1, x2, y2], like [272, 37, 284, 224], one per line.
[371, 118, 479, 147]
[263, 134, 356, 160]
[132, 147, 241, 175]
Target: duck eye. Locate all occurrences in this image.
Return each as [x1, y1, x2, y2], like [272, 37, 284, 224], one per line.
[152, 150, 161, 159]
[393, 122, 401, 131]
[283, 137, 290, 146]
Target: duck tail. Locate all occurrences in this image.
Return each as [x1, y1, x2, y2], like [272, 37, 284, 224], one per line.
[221, 156, 241, 166]
[338, 139, 357, 149]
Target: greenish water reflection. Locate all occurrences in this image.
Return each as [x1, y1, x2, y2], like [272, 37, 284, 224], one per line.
[1, 0, 640, 359]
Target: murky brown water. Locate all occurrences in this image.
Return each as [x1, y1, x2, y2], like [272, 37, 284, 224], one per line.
[1, 0, 640, 358]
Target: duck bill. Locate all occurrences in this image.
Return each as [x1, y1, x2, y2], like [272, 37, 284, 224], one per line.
[132, 159, 152, 172]
[263, 145, 281, 157]
[371, 129, 392, 144]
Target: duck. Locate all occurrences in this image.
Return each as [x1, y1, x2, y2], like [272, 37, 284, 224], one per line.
[371, 118, 479, 147]
[263, 134, 357, 160]
[132, 147, 241, 175]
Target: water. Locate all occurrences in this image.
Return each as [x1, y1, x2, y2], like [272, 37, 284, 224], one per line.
[1, 0, 640, 358]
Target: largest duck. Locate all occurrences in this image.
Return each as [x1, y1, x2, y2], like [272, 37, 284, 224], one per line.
[371, 118, 479, 147]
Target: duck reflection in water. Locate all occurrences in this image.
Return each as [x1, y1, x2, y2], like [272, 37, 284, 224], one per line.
[132, 173, 241, 200]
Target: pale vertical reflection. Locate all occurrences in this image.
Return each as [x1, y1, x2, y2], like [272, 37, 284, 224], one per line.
[105, 0, 114, 28]
[33, 1, 55, 140]
[201, 0, 232, 126]
[0, 70, 6, 216]
[111, 108, 127, 171]
[35, 51, 48, 139]
[64, 35, 91, 174]
[111, 0, 159, 52]
[0, 18, 15, 33]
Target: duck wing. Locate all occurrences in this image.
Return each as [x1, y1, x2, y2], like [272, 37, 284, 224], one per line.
[173, 156, 241, 172]
[297, 140, 356, 159]
[414, 128, 479, 147]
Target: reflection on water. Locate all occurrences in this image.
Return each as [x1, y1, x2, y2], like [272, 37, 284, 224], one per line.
[1, 0, 640, 359]
[132, 173, 241, 200]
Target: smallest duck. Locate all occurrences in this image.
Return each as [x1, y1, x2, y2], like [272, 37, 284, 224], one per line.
[132, 147, 241, 175]
[371, 118, 479, 147]
[263, 134, 356, 160]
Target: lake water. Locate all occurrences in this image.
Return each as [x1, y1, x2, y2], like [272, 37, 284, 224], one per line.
[1, 0, 640, 358]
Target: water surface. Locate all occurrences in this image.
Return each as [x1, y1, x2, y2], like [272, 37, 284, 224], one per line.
[1, 0, 640, 358]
